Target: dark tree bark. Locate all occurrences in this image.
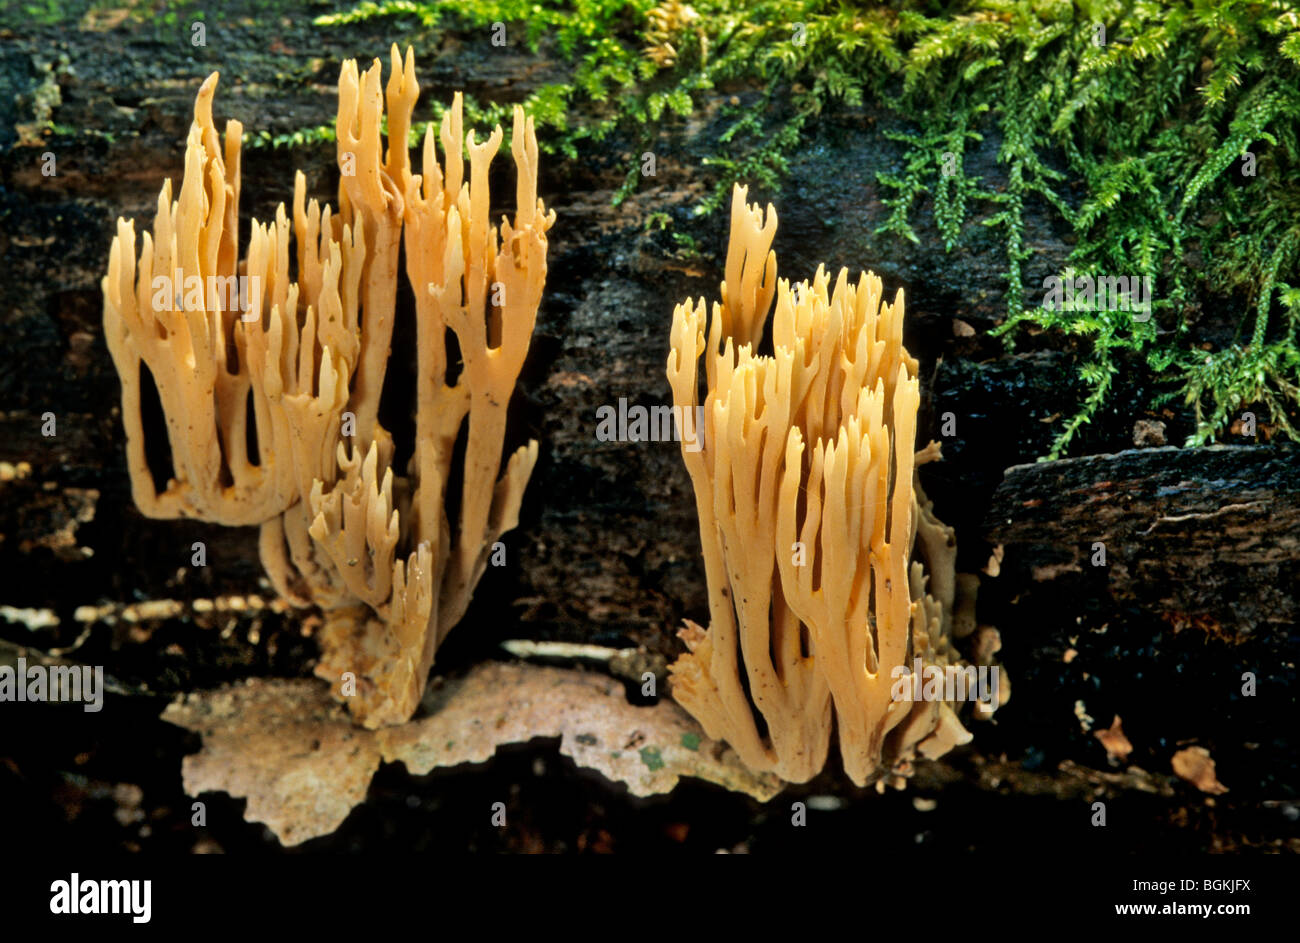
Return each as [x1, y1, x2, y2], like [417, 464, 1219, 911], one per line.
[987, 445, 1300, 634]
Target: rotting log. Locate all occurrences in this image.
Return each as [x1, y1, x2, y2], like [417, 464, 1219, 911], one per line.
[986, 445, 1300, 635]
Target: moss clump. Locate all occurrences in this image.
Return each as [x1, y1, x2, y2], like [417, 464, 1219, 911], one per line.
[310, 0, 1300, 455]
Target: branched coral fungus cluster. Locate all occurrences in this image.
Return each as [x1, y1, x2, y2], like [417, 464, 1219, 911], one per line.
[667, 185, 1006, 785]
[102, 46, 553, 727]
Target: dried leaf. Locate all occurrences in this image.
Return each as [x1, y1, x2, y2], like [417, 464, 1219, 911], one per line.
[163, 662, 782, 845]
[1171, 745, 1229, 795]
[1094, 714, 1133, 761]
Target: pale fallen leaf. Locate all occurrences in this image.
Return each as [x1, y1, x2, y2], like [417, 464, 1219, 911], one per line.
[163, 661, 783, 845]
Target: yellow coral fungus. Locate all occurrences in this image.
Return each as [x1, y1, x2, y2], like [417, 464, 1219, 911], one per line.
[667, 184, 1002, 785]
[103, 46, 552, 727]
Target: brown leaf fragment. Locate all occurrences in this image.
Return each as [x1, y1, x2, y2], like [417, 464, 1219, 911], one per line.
[1094, 715, 1133, 761]
[1171, 745, 1229, 795]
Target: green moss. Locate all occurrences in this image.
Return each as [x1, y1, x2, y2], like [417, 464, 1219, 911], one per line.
[308, 0, 1300, 455]
[20, 0, 75, 25]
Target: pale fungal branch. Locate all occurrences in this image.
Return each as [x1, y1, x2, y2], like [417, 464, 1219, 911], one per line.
[103, 45, 550, 728]
[667, 184, 1006, 786]
[308, 442, 400, 610]
[102, 74, 297, 526]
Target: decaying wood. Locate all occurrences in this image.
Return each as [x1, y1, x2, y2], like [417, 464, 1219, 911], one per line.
[986, 445, 1300, 633]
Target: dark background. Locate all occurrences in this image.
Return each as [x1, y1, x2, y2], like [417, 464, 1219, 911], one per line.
[1, 0, 1296, 853]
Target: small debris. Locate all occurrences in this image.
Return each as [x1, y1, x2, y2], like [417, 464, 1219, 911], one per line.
[806, 795, 844, 811]
[1132, 419, 1167, 447]
[111, 783, 145, 826]
[0, 461, 33, 482]
[1171, 746, 1229, 795]
[0, 606, 60, 630]
[1033, 562, 1082, 581]
[1094, 715, 1133, 762]
[1074, 699, 1095, 732]
[982, 544, 1003, 578]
